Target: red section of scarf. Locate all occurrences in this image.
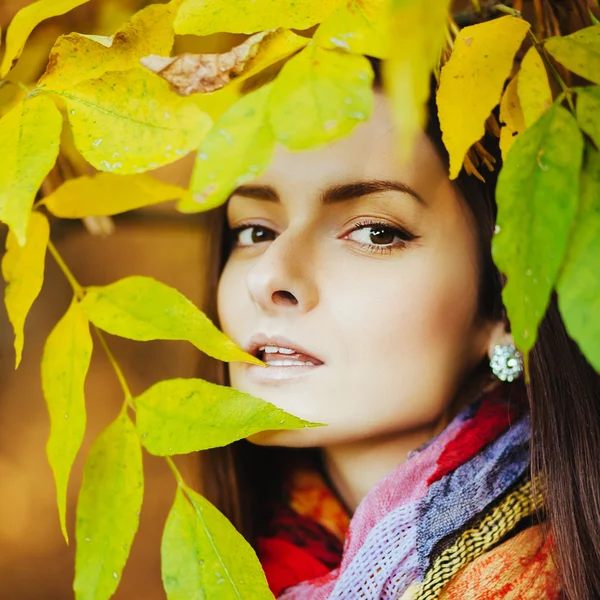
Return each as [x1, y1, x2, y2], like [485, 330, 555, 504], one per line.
[427, 384, 524, 486]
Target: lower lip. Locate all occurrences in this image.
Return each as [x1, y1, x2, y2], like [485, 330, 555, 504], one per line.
[247, 362, 323, 383]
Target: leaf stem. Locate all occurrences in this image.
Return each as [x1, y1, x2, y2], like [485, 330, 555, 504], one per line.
[47, 239, 85, 300]
[495, 4, 522, 18]
[165, 456, 186, 488]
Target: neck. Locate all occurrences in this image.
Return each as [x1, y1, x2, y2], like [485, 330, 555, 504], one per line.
[322, 424, 438, 514]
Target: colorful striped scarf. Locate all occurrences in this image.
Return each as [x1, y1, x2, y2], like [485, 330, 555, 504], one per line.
[257, 382, 562, 599]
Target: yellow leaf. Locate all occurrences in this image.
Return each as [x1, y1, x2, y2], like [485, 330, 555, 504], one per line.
[383, 0, 450, 164]
[438, 15, 531, 179]
[174, 0, 343, 36]
[499, 75, 525, 159]
[518, 46, 552, 127]
[45, 173, 186, 218]
[315, 0, 390, 59]
[45, 69, 212, 175]
[191, 82, 244, 121]
[2, 212, 49, 368]
[0, 0, 92, 77]
[42, 299, 93, 544]
[0, 95, 62, 245]
[545, 25, 600, 85]
[38, 3, 176, 91]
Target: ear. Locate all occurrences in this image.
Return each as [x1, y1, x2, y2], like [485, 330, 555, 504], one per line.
[485, 320, 516, 361]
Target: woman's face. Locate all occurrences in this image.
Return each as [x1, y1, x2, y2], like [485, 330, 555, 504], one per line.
[217, 91, 494, 447]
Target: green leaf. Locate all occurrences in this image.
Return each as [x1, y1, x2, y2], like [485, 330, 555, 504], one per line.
[545, 25, 600, 85]
[74, 413, 143, 600]
[42, 299, 93, 544]
[46, 69, 212, 175]
[437, 15, 531, 178]
[178, 83, 275, 213]
[492, 103, 584, 356]
[135, 378, 321, 455]
[80, 276, 262, 365]
[174, 0, 342, 36]
[45, 173, 186, 218]
[2, 212, 49, 367]
[384, 0, 450, 163]
[576, 85, 600, 150]
[314, 0, 390, 59]
[162, 487, 275, 600]
[557, 144, 600, 372]
[38, 3, 176, 91]
[0, 95, 62, 245]
[0, 0, 92, 77]
[268, 42, 374, 151]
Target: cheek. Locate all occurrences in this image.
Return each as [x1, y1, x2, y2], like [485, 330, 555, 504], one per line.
[216, 261, 247, 340]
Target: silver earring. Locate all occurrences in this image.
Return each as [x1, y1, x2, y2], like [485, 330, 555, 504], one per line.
[490, 344, 523, 382]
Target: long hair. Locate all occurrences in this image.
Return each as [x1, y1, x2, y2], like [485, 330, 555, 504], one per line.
[199, 57, 600, 600]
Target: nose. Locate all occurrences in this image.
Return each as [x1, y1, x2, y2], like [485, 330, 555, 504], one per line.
[246, 229, 318, 315]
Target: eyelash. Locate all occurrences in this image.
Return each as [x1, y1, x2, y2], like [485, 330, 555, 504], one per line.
[229, 220, 418, 255]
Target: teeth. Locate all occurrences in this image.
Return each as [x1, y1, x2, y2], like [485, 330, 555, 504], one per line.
[265, 360, 316, 367]
[259, 345, 296, 355]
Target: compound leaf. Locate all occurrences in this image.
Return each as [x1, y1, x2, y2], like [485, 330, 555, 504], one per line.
[80, 276, 262, 365]
[42, 298, 93, 543]
[2, 211, 49, 367]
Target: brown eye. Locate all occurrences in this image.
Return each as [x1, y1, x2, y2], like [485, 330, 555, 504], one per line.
[233, 225, 277, 246]
[368, 227, 395, 245]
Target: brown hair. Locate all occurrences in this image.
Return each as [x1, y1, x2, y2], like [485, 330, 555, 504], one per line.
[200, 57, 600, 600]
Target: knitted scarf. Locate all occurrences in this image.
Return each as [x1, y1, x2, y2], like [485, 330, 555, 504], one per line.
[257, 382, 562, 599]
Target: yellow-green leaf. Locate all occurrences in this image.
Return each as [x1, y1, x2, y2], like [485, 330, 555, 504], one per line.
[38, 3, 176, 91]
[178, 83, 275, 213]
[74, 413, 143, 600]
[174, 0, 342, 36]
[384, 0, 450, 163]
[557, 144, 600, 371]
[42, 299, 93, 544]
[2, 211, 49, 368]
[45, 173, 186, 218]
[314, 0, 390, 59]
[80, 275, 262, 364]
[492, 103, 584, 356]
[545, 25, 600, 85]
[0, 0, 92, 77]
[438, 15, 531, 179]
[46, 69, 212, 175]
[162, 487, 275, 599]
[576, 85, 600, 150]
[135, 378, 321, 455]
[518, 46, 552, 127]
[0, 95, 62, 245]
[268, 42, 374, 150]
[499, 75, 525, 159]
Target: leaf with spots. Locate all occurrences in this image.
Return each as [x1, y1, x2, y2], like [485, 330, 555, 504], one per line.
[2, 212, 49, 368]
[492, 103, 584, 357]
[135, 378, 322, 455]
[178, 83, 275, 213]
[545, 25, 600, 85]
[557, 144, 600, 372]
[499, 75, 525, 159]
[384, 0, 450, 163]
[42, 299, 93, 544]
[576, 85, 600, 150]
[268, 41, 374, 150]
[142, 28, 308, 96]
[438, 15, 531, 179]
[38, 3, 176, 92]
[0, 95, 62, 245]
[74, 413, 143, 600]
[173, 0, 343, 36]
[518, 46, 553, 127]
[80, 275, 262, 365]
[162, 487, 275, 599]
[45, 173, 186, 218]
[47, 68, 212, 175]
[0, 0, 92, 77]
[314, 0, 390, 59]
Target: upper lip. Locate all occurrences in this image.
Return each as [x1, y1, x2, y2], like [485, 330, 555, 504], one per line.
[246, 333, 324, 365]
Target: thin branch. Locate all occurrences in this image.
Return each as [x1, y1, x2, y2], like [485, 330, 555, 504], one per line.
[47, 240, 85, 300]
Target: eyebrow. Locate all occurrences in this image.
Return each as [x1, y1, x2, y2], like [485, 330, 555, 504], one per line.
[228, 179, 426, 206]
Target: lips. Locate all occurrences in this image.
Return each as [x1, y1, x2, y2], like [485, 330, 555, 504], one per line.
[247, 334, 324, 366]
